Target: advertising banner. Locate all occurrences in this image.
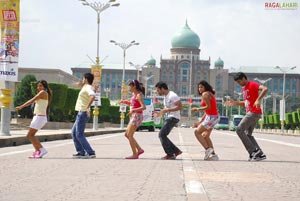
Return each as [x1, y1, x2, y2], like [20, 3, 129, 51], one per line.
[0, 0, 19, 82]
[91, 65, 102, 106]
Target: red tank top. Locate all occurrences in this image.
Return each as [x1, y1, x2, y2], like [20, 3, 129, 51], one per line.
[130, 93, 142, 114]
[201, 92, 218, 115]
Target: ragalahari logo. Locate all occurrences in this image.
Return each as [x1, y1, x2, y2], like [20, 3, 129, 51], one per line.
[265, 2, 298, 10]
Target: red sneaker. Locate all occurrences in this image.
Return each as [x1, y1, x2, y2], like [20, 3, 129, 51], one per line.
[161, 154, 176, 160]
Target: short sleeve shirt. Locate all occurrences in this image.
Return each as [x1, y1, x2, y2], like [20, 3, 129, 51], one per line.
[164, 91, 181, 120]
[242, 81, 262, 114]
[75, 84, 96, 111]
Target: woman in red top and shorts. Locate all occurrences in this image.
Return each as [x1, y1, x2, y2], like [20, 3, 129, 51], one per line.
[124, 80, 146, 159]
[192, 80, 220, 161]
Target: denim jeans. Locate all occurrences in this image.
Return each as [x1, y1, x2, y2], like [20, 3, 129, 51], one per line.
[159, 117, 181, 156]
[71, 112, 95, 155]
[236, 112, 263, 154]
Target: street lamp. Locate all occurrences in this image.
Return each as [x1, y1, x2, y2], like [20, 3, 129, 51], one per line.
[254, 77, 272, 130]
[224, 95, 231, 117]
[79, 0, 119, 130]
[129, 62, 145, 82]
[110, 40, 139, 129]
[275, 66, 297, 132]
[104, 87, 111, 98]
[142, 75, 154, 97]
[234, 91, 242, 115]
[270, 92, 281, 114]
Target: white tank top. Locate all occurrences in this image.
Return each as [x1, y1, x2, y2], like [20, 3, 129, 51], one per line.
[34, 99, 48, 115]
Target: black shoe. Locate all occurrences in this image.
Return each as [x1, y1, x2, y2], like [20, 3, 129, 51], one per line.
[81, 153, 96, 159]
[72, 152, 85, 158]
[252, 154, 267, 161]
[248, 148, 261, 161]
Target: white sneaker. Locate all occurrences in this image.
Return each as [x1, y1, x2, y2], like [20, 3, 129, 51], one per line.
[204, 148, 214, 160]
[36, 147, 48, 158]
[207, 154, 219, 161]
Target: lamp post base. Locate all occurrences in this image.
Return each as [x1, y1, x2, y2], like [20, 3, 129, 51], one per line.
[93, 107, 99, 131]
[0, 107, 11, 136]
[120, 112, 125, 129]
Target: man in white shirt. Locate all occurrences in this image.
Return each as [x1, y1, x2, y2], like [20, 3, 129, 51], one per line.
[154, 82, 183, 160]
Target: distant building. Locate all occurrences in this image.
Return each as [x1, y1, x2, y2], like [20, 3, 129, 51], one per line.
[140, 56, 160, 97]
[71, 64, 137, 100]
[160, 21, 229, 98]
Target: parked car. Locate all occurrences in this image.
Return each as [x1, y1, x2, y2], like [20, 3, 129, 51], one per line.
[229, 115, 244, 131]
[214, 116, 229, 130]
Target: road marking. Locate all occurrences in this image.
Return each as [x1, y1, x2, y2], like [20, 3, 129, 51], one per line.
[178, 131, 208, 198]
[222, 132, 300, 148]
[0, 133, 123, 157]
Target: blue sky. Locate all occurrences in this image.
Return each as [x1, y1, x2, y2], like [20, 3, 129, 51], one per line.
[19, 0, 300, 74]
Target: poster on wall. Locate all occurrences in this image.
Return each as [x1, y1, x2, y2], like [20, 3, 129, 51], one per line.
[0, 0, 19, 82]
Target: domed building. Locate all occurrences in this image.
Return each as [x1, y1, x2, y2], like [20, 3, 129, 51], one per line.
[214, 57, 224, 69]
[210, 57, 229, 98]
[141, 55, 160, 97]
[160, 21, 211, 97]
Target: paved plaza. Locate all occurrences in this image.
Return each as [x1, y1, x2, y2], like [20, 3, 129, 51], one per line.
[0, 128, 300, 201]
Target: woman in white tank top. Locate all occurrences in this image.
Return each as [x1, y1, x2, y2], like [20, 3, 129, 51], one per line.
[15, 80, 52, 158]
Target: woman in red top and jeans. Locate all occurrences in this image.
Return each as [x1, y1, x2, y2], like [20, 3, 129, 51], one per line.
[124, 80, 146, 159]
[192, 80, 220, 160]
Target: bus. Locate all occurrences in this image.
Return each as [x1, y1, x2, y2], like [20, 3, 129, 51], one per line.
[136, 98, 163, 132]
[214, 116, 229, 130]
[229, 115, 244, 131]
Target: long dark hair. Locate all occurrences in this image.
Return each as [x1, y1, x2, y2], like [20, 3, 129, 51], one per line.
[198, 80, 215, 95]
[37, 80, 52, 114]
[129, 79, 143, 92]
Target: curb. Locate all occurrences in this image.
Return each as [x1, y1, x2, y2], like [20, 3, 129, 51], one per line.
[0, 129, 125, 148]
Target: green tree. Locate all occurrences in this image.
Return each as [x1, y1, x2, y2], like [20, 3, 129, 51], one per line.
[14, 74, 37, 118]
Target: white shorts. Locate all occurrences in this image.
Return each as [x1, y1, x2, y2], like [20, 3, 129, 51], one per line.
[201, 114, 220, 129]
[30, 116, 47, 130]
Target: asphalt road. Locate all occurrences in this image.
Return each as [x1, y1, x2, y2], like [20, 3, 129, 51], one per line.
[0, 128, 299, 201]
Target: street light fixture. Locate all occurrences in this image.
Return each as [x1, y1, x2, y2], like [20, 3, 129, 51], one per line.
[234, 91, 242, 115]
[224, 95, 231, 117]
[142, 75, 154, 97]
[110, 40, 139, 129]
[129, 62, 145, 82]
[78, 0, 119, 130]
[274, 66, 297, 132]
[254, 77, 272, 130]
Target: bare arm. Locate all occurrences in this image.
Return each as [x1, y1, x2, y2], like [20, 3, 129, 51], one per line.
[254, 85, 268, 108]
[155, 99, 182, 117]
[191, 92, 211, 112]
[15, 91, 47, 110]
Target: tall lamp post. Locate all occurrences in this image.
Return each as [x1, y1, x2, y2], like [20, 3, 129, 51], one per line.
[110, 40, 139, 129]
[234, 91, 242, 115]
[275, 66, 297, 132]
[129, 62, 145, 82]
[254, 77, 272, 130]
[224, 95, 231, 117]
[79, 0, 120, 130]
[142, 75, 154, 97]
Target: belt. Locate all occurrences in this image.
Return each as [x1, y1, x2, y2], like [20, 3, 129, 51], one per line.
[34, 114, 46, 116]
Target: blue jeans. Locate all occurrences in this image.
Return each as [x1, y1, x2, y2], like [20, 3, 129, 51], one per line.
[71, 112, 95, 155]
[159, 117, 181, 156]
